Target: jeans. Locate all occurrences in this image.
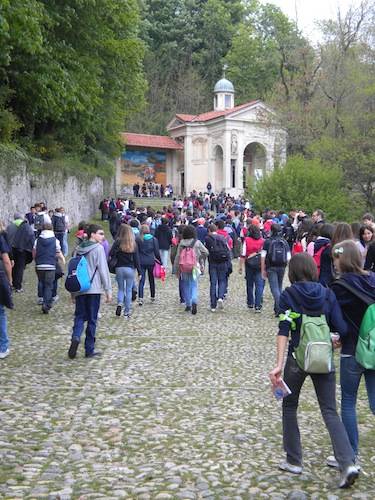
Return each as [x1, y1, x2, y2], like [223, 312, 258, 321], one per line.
[0, 304, 8, 353]
[36, 270, 56, 309]
[245, 266, 264, 308]
[138, 265, 155, 299]
[159, 249, 169, 270]
[12, 248, 27, 290]
[71, 294, 101, 355]
[282, 356, 355, 469]
[181, 273, 198, 307]
[55, 233, 65, 254]
[267, 266, 286, 314]
[116, 266, 135, 314]
[62, 232, 69, 257]
[179, 276, 184, 303]
[209, 263, 227, 308]
[340, 355, 375, 455]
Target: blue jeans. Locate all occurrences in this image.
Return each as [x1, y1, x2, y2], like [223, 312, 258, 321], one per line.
[283, 356, 355, 468]
[138, 265, 155, 299]
[72, 294, 101, 355]
[181, 274, 198, 307]
[0, 304, 9, 353]
[340, 355, 375, 455]
[209, 263, 227, 308]
[245, 266, 264, 308]
[62, 232, 69, 257]
[267, 266, 286, 314]
[159, 249, 169, 270]
[116, 266, 135, 314]
[36, 270, 56, 309]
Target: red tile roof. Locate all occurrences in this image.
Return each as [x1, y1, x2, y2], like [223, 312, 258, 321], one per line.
[121, 132, 183, 150]
[175, 100, 260, 123]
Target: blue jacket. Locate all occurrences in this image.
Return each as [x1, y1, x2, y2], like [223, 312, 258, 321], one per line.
[278, 281, 347, 356]
[136, 234, 161, 267]
[331, 272, 375, 355]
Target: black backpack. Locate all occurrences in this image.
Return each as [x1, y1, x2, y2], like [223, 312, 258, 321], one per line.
[52, 214, 66, 233]
[206, 235, 229, 263]
[34, 213, 45, 232]
[268, 237, 289, 266]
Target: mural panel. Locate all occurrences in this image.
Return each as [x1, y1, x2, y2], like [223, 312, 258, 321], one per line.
[120, 149, 166, 186]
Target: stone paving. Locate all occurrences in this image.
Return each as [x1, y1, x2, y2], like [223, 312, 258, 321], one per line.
[0, 259, 374, 499]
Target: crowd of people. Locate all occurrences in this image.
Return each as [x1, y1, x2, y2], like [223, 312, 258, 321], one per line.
[0, 190, 374, 490]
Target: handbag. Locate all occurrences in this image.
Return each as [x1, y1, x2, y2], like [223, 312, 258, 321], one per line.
[246, 252, 261, 270]
[153, 260, 163, 278]
[108, 241, 119, 274]
[0, 260, 14, 309]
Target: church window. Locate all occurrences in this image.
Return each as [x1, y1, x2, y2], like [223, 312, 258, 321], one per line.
[225, 94, 232, 108]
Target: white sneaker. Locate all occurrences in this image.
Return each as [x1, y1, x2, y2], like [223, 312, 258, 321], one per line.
[211, 308, 216, 312]
[339, 465, 359, 488]
[52, 295, 59, 303]
[37, 297, 44, 305]
[326, 455, 339, 468]
[217, 298, 224, 310]
[279, 461, 303, 474]
[0, 349, 10, 359]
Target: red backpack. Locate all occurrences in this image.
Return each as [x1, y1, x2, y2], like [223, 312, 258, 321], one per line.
[179, 245, 197, 273]
[292, 241, 303, 255]
[313, 243, 330, 274]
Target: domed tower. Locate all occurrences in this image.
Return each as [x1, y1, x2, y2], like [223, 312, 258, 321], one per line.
[213, 67, 234, 111]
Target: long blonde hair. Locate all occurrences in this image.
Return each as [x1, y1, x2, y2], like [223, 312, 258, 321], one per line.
[117, 224, 135, 253]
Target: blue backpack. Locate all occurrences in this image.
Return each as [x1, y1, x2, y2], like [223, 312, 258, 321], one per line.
[65, 255, 97, 293]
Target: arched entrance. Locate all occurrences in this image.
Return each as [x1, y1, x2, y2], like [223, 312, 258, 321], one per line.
[214, 145, 224, 192]
[243, 142, 267, 188]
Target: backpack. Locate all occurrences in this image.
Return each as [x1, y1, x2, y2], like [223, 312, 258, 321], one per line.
[34, 213, 45, 232]
[287, 287, 333, 373]
[292, 241, 303, 255]
[65, 254, 97, 293]
[268, 238, 288, 266]
[179, 244, 197, 273]
[313, 243, 330, 275]
[206, 235, 229, 263]
[52, 214, 65, 233]
[335, 280, 375, 369]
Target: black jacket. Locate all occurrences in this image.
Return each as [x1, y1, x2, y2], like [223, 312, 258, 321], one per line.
[136, 235, 161, 267]
[155, 224, 172, 250]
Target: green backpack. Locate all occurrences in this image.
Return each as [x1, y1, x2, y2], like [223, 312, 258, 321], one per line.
[335, 280, 375, 370]
[287, 287, 333, 374]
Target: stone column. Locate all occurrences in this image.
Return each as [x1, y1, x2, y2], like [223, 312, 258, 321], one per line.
[236, 135, 244, 193]
[184, 134, 192, 195]
[223, 130, 231, 191]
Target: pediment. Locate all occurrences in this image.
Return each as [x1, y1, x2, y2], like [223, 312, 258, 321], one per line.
[227, 102, 274, 123]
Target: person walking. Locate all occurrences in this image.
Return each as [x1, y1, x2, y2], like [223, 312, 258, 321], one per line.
[68, 224, 112, 359]
[136, 224, 161, 305]
[205, 224, 230, 312]
[109, 224, 141, 318]
[155, 217, 172, 270]
[173, 225, 208, 315]
[269, 253, 360, 489]
[330, 240, 375, 465]
[239, 224, 264, 312]
[0, 225, 13, 359]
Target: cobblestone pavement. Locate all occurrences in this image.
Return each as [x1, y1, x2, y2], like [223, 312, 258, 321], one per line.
[1, 260, 374, 499]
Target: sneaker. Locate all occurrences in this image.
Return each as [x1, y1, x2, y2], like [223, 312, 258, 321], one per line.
[279, 461, 303, 474]
[68, 339, 79, 359]
[124, 313, 131, 319]
[255, 307, 262, 313]
[0, 349, 10, 359]
[37, 297, 44, 305]
[211, 308, 216, 312]
[326, 456, 339, 468]
[115, 305, 122, 316]
[185, 306, 191, 312]
[52, 295, 59, 303]
[339, 465, 359, 488]
[247, 304, 254, 309]
[85, 351, 102, 359]
[192, 303, 197, 315]
[15, 288, 24, 293]
[42, 305, 50, 314]
[150, 297, 155, 303]
[138, 299, 143, 306]
[217, 298, 224, 310]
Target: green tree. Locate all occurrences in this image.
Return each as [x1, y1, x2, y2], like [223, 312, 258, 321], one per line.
[248, 156, 361, 221]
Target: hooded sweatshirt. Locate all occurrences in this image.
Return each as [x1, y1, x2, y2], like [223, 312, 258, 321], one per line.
[74, 241, 111, 295]
[331, 271, 375, 355]
[278, 281, 347, 356]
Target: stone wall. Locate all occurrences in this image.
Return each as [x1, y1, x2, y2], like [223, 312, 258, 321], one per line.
[0, 163, 114, 226]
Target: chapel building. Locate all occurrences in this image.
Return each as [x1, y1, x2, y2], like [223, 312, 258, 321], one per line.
[117, 76, 286, 196]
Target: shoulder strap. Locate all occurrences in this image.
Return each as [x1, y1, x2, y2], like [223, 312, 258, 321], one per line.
[334, 279, 375, 306]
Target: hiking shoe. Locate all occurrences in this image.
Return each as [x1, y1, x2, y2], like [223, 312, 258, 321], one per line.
[68, 339, 79, 359]
[138, 299, 143, 306]
[185, 306, 191, 312]
[85, 351, 102, 359]
[192, 303, 197, 315]
[37, 297, 44, 305]
[0, 349, 10, 359]
[115, 305, 122, 316]
[279, 461, 303, 474]
[217, 298, 224, 309]
[339, 465, 359, 488]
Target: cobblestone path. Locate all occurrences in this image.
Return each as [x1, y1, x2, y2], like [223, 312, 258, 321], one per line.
[1, 261, 374, 499]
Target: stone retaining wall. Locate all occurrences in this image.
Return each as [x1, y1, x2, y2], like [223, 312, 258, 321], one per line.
[0, 163, 114, 226]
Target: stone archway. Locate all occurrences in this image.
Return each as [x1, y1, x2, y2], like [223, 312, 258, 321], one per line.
[214, 145, 224, 192]
[243, 142, 267, 188]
